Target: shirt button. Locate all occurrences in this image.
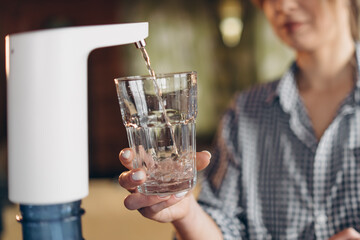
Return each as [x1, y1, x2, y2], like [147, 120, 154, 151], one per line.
[316, 213, 327, 224]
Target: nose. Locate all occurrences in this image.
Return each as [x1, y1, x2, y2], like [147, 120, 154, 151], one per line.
[274, 0, 298, 13]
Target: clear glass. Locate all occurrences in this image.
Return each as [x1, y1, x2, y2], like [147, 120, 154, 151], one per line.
[114, 71, 197, 195]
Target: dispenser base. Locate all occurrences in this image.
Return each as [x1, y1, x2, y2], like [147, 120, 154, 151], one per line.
[17, 200, 84, 240]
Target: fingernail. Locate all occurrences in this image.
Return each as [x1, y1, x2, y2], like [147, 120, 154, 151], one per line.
[202, 150, 212, 159]
[175, 191, 188, 198]
[131, 171, 145, 181]
[122, 150, 131, 159]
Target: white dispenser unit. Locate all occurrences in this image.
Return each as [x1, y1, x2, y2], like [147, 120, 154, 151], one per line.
[6, 22, 148, 204]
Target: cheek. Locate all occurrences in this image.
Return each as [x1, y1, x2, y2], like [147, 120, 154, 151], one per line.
[313, 15, 338, 41]
[286, 16, 337, 49]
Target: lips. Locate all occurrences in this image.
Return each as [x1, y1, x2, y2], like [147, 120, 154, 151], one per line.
[283, 21, 303, 33]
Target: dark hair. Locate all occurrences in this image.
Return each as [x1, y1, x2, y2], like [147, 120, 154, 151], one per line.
[251, 0, 263, 8]
[350, 0, 360, 40]
[251, 0, 359, 41]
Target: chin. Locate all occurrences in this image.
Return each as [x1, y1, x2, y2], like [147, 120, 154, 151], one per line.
[282, 36, 321, 52]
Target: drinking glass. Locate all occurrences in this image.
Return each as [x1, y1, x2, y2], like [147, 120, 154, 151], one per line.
[114, 71, 197, 195]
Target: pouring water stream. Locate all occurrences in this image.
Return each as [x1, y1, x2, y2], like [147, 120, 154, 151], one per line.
[135, 40, 179, 157]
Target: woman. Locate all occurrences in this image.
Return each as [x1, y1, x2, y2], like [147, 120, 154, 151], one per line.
[118, 0, 360, 239]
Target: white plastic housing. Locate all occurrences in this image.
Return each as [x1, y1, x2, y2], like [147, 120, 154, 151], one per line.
[6, 23, 148, 204]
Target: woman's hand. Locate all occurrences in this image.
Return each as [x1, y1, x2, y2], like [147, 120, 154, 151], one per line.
[328, 228, 360, 240]
[118, 148, 211, 223]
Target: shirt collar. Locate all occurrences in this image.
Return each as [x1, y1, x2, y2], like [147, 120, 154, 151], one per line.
[267, 42, 360, 109]
[265, 62, 299, 113]
[354, 42, 360, 104]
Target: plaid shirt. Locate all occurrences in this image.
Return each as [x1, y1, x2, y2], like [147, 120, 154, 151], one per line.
[198, 45, 360, 239]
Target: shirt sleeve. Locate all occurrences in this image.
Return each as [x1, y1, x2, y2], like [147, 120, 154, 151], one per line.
[197, 99, 247, 240]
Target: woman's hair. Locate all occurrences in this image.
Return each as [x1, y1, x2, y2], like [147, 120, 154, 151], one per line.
[251, 0, 360, 41]
[349, 0, 360, 40]
[251, 0, 263, 8]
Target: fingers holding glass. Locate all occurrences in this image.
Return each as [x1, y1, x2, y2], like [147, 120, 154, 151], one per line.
[119, 148, 134, 170]
[118, 169, 146, 192]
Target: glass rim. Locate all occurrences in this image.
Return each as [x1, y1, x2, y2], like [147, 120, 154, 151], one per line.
[114, 71, 197, 83]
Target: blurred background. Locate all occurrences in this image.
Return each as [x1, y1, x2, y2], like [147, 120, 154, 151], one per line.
[0, 0, 294, 239]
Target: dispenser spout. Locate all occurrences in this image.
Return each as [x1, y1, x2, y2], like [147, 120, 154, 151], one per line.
[6, 22, 148, 205]
[135, 39, 146, 49]
[6, 22, 149, 240]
